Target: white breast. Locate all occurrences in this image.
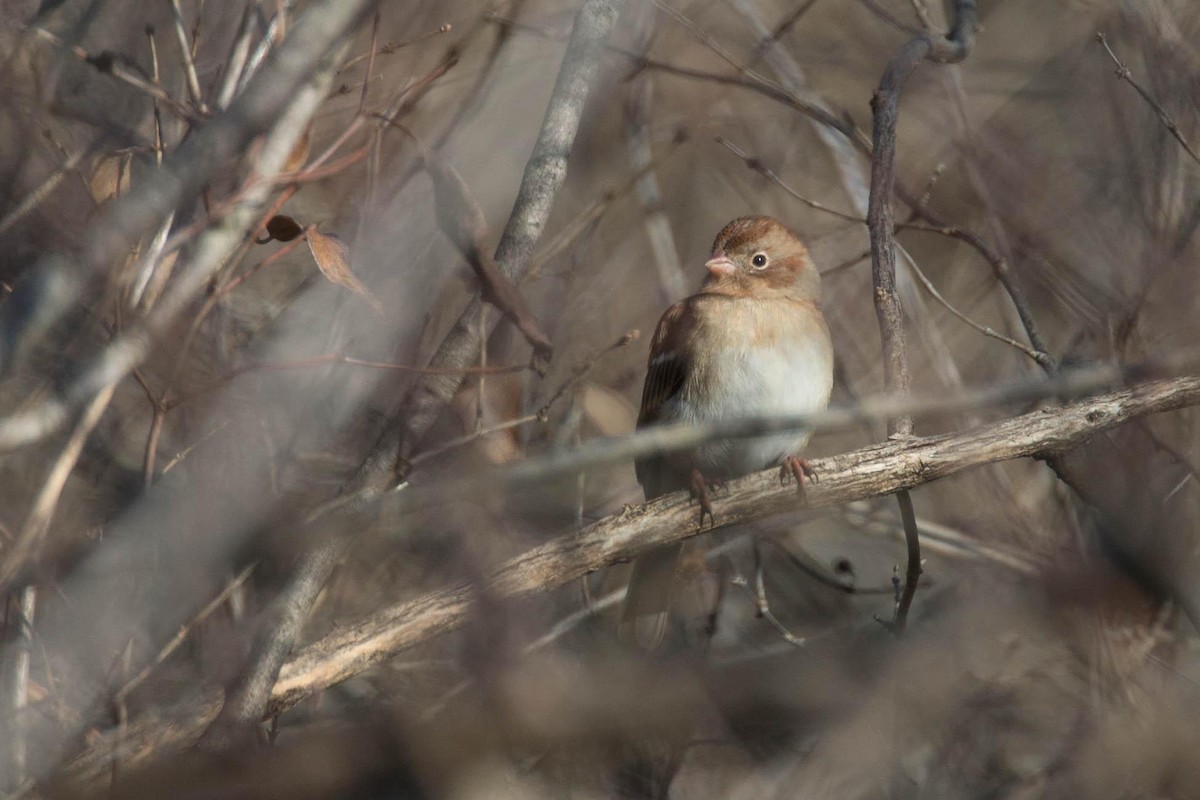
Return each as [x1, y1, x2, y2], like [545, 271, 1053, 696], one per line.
[666, 308, 833, 478]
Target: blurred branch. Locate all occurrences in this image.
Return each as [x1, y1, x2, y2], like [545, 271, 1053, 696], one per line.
[524, 132, 685, 284]
[388, 0, 624, 472]
[857, 0, 924, 36]
[24, 26, 203, 123]
[1096, 32, 1200, 168]
[0, 0, 378, 387]
[168, 0, 208, 114]
[3, 586, 37, 791]
[625, 20, 687, 303]
[0, 141, 92, 238]
[114, 565, 256, 706]
[0, 385, 116, 590]
[0, 8, 367, 453]
[748, 0, 824, 63]
[908, 0, 936, 31]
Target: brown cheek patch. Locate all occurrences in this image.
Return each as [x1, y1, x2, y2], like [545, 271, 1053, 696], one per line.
[759, 254, 811, 288]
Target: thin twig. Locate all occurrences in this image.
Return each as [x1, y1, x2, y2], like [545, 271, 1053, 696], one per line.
[169, 0, 208, 113]
[748, 0, 824, 63]
[356, 9, 380, 117]
[0, 385, 117, 589]
[908, 0, 935, 30]
[823, 249, 872, 276]
[1096, 33, 1200, 168]
[339, 21, 454, 72]
[748, 538, 806, 646]
[857, 0, 924, 36]
[115, 564, 256, 703]
[716, 137, 864, 222]
[0, 145, 90, 237]
[897, 242, 1046, 363]
[523, 135, 684, 283]
[24, 25, 203, 122]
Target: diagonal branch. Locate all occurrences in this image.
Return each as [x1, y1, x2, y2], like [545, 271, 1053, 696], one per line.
[57, 375, 1200, 785]
[271, 376, 1200, 714]
[383, 0, 625, 479]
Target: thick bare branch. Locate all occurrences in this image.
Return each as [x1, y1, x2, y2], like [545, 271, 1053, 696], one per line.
[54, 375, 1200, 785]
[272, 376, 1200, 714]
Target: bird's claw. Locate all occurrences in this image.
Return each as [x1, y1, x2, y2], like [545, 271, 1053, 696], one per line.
[780, 456, 818, 493]
[690, 468, 718, 529]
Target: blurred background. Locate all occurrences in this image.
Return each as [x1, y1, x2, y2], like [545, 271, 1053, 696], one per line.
[0, 0, 1199, 797]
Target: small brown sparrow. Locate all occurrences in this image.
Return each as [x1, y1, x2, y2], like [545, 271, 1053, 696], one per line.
[621, 216, 834, 648]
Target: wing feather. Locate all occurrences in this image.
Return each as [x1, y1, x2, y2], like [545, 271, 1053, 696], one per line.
[634, 301, 690, 498]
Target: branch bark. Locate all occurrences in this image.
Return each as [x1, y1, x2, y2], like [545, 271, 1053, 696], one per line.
[867, 0, 977, 630]
[57, 375, 1200, 786]
[868, 0, 977, 438]
[273, 376, 1199, 713]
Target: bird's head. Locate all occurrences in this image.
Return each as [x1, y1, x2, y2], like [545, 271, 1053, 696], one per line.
[701, 216, 820, 302]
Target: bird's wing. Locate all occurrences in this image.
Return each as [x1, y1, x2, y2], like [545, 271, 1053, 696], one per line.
[635, 300, 691, 498]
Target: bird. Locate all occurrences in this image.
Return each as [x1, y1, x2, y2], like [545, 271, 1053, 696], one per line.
[620, 215, 834, 650]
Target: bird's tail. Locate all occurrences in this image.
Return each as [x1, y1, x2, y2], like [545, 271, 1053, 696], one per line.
[619, 543, 683, 650]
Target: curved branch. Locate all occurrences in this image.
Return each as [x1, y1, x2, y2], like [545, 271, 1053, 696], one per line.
[867, 0, 977, 631]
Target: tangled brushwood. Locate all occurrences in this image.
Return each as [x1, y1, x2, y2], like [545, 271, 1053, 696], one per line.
[0, 1, 1199, 798]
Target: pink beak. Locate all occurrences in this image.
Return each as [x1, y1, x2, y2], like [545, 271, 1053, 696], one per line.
[704, 255, 736, 277]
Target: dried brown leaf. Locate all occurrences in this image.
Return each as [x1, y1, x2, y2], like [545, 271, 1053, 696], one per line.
[305, 226, 381, 312]
[89, 153, 131, 205]
[580, 384, 637, 437]
[284, 127, 312, 174]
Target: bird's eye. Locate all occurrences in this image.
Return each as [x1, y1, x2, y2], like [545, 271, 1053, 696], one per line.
[751, 252, 769, 269]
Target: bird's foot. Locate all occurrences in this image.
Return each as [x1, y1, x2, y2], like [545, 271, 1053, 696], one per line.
[689, 468, 721, 529]
[780, 456, 817, 494]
